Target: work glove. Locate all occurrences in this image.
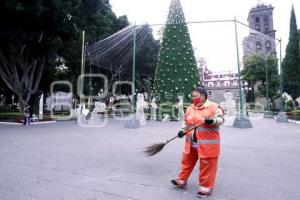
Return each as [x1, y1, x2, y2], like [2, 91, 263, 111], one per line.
[205, 117, 215, 125]
[177, 130, 185, 138]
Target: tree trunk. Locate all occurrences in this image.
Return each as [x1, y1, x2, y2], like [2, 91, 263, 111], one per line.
[18, 95, 27, 114]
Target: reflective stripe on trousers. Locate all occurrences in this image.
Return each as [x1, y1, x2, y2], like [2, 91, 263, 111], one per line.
[199, 185, 211, 194]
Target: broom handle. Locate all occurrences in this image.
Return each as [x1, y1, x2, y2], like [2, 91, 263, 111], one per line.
[165, 123, 203, 144]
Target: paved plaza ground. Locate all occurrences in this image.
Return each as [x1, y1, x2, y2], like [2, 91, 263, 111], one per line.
[0, 118, 300, 200]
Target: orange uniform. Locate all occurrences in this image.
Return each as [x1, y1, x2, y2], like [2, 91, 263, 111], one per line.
[176, 100, 224, 195]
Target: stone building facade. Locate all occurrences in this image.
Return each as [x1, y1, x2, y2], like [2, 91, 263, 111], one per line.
[242, 4, 277, 57]
[198, 59, 243, 104]
[242, 3, 278, 108]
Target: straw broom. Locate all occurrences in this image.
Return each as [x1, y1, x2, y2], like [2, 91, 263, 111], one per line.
[143, 123, 203, 156]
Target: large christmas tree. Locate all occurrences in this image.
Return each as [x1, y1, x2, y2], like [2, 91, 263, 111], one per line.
[153, 0, 201, 106]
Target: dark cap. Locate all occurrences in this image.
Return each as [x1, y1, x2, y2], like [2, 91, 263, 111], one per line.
[193, 86, 208, 100]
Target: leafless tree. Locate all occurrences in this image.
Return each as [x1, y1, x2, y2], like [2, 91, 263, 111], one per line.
[0, 45, 44, 112]
[107, 64, 125, 91]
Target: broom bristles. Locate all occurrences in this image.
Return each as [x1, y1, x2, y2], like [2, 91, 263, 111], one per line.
[143, 142, 166, 156]
[143, 124, 203, 157]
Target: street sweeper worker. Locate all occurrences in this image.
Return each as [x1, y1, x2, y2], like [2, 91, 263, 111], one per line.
[171, 86, 224, 198]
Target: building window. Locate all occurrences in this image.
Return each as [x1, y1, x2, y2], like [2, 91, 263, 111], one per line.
[266, 41, 271, 52]
[264, 23, 269, 32]
[256, 42, 262, 50]
[264, 15, 269, 22]
[255, 17, 260, 23]
[255, 24, 260, 31]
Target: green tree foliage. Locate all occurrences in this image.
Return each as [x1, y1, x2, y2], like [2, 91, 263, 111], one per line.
[153, 0, 201, 105]
[242, 55, 279, 107]
[0, 0, 130, 109]
[56, 0, 130, 93]
[56, 1, 159, 98]
[282, 6, 300, 101]
[0, 0, 74, 109]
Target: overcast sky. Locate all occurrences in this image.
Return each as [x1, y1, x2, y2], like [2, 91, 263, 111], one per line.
[110, 0, 299, 72]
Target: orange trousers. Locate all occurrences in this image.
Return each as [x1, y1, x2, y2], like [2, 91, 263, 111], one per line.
[177, 147, 218, 194]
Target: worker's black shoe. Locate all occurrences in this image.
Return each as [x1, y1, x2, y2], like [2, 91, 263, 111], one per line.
[171, 179, 187, 188]
[197, 191, 208, 198]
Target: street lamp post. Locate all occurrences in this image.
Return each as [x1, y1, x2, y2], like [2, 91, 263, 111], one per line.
[277, 38, 289, 123]
[265, 60, 269, 104]
[233, 17, 252, 128]
[263, 58, 274, 118]
[242, 82, 250, 116]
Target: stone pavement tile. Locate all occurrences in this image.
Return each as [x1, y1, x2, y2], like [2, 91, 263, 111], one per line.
[0, 187, 40, 200]
[1, 119, 300, 200]
[68, 176, 198, 200]
[0, 168, 135, 200]
[105, 170, 177, 189]
[1, 159, 192, 200]
[216, 175, 300, 200]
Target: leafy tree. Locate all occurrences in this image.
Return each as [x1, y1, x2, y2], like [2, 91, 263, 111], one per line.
[0, 0, 160, 113]
[56, 0, 130, 94]
[0, 0, 130, 110]
[242, 54, 279, 108]
[0, 0, 74, 110]
[282, 6, 300, 104]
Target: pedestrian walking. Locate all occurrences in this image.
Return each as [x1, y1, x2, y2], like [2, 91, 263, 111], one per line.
[23, 105, 31, 125]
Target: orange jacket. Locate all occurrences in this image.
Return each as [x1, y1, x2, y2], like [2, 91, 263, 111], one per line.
[183, 100, 224, 158]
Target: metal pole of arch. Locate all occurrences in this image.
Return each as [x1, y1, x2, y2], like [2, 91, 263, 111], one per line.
[80, 30, 85, 112]
[132, 24, 136, 112]
[266, 61, 269, 106]
[233, 17, 252, 128]
[234, 18, 243, 114]
[77, 30, 88, 125]
[81, 31, 85, 83]
[277, 38, 288, 122]
[124, 24, 141, 129]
